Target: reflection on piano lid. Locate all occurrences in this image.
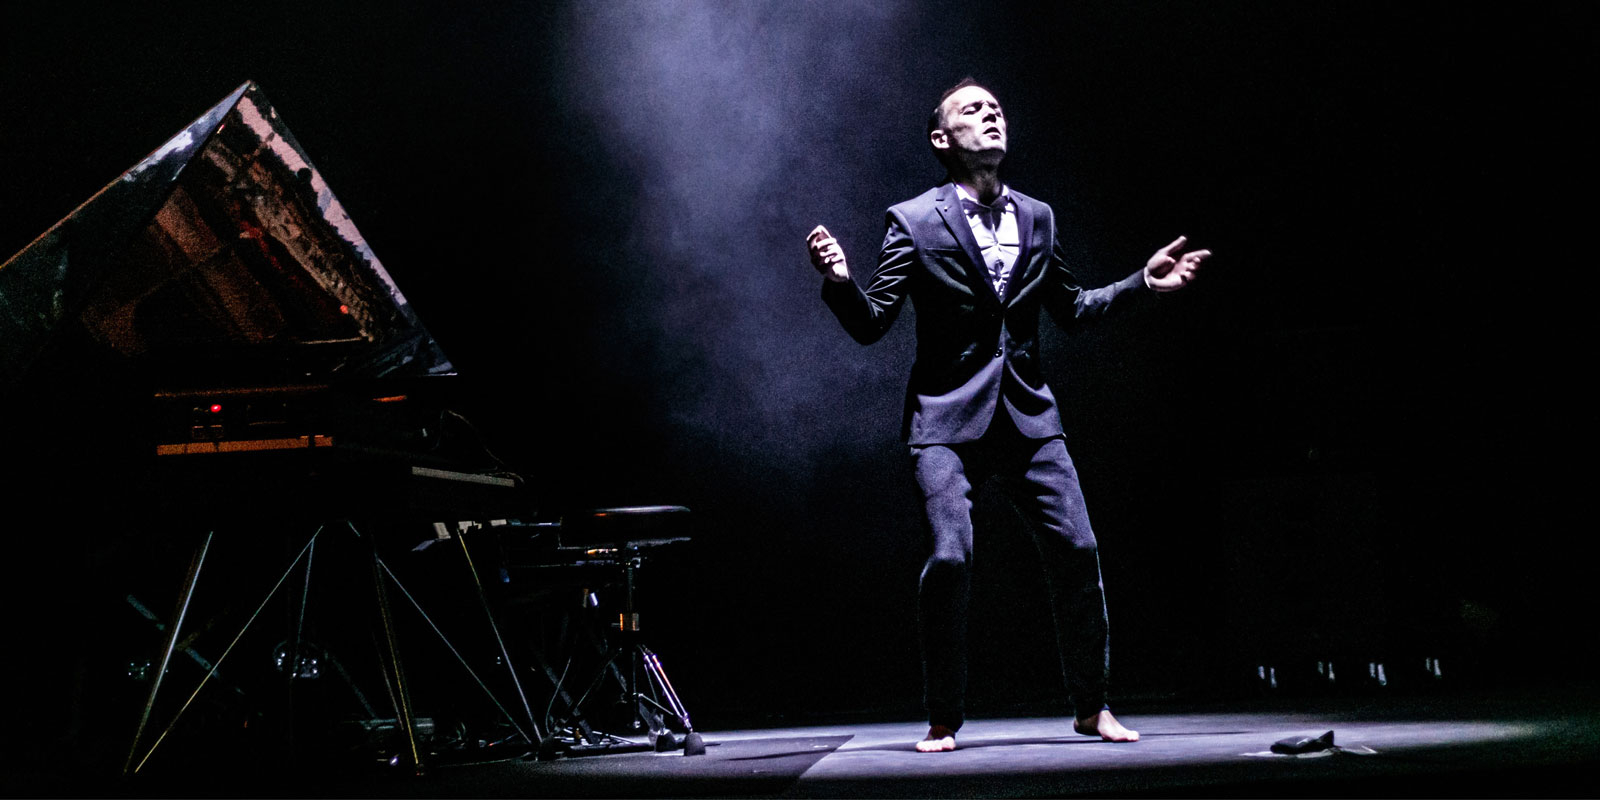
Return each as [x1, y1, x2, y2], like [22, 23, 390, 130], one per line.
[0, 81, 453, 389]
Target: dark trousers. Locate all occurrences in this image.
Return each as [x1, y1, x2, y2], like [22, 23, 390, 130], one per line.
[912, 412, 1110, 731]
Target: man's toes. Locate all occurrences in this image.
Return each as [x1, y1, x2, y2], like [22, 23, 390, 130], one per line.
[916, 726, 957, 752]
[1076, 714, 1140, 742]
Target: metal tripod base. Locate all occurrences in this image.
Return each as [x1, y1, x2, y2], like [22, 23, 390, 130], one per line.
[538, 643, 704, 758]
[536, 727, 704, 759]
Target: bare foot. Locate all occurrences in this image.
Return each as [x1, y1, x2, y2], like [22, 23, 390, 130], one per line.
[1074, 709, 1139, 742]
[915, 724, 957, 752]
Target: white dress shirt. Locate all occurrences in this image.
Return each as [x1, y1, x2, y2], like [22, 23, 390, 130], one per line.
[954, 184, 1020, 296]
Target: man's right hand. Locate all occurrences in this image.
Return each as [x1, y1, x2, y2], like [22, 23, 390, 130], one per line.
[807, 225, 851, 283]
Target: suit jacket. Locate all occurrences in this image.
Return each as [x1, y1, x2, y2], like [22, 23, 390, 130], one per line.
[823, 182, 1150, 445]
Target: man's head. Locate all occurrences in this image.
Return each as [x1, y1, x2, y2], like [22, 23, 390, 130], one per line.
[927, 79, 1007, 171]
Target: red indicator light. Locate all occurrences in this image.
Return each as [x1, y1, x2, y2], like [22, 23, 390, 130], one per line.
[210, 404, 223, 414]
[339, 304, 350, 314]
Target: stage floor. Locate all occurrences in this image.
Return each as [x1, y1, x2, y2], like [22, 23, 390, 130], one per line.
[17, 684, 1598, 797]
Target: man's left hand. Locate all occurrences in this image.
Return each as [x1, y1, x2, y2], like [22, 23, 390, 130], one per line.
[1144, 235, 1209, 292]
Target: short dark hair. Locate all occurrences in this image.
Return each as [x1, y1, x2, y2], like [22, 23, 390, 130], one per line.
[927, 77, 987, 168]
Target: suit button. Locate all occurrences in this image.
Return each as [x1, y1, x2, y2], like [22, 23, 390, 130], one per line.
[993, 349, 1003, 358]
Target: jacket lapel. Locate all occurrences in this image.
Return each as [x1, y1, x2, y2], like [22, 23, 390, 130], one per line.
[1002, 192, 1037, 305]
[933, 182, 1002, 306]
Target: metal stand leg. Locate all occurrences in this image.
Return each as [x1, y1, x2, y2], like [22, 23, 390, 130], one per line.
[637, 645, 704, 755]
[124, 531, 212, 777]
[356, 519, 550, 771]
[370, 541, 424, 775]
[617, 547, 701, 754]
[456, 533, 543, 743]
[125, 520, 538, 777]
[125, 528, 324, 776]
[365, 525, 544, 759]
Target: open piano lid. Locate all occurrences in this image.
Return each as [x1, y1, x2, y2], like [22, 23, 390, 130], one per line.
[0, 81, 454, 389]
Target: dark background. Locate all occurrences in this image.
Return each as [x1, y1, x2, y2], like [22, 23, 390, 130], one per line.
[2, 0, 1593, 757]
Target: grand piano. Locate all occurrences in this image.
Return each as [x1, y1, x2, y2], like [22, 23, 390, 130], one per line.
[0, 80, 523, 523]
[2, 81, 452, 387]
[0, 82, 546, 777]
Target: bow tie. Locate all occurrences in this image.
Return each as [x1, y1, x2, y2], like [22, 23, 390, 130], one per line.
[962, 196, 1010, 228]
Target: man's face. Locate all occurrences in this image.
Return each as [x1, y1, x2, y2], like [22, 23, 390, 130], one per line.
[933, 85, 1006, 164]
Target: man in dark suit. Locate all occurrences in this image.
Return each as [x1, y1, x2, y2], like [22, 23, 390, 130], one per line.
[807, 79, 1207, 752]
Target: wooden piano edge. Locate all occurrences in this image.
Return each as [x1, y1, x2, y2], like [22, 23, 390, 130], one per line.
[155, 434, 334, 456]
